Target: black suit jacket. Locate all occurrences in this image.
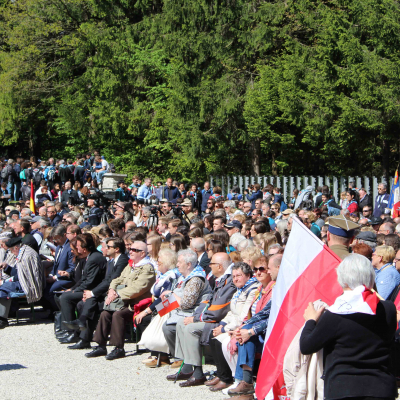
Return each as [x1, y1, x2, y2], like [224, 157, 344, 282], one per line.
[199, 252, 210, 269]
[74, 251, 107, 292]
[61, 189, 80, 207]
[91, 253, 129, 298]
[359, 194, 372, 210]
[51, 214, 62, 227]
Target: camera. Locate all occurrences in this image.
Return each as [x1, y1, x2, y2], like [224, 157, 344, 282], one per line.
[137, 196, 159, 206]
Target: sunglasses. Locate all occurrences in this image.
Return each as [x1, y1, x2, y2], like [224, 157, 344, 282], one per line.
[254, 266, 267, 272]
[129, 247, 142, 252]
[107, 245, 115, 249]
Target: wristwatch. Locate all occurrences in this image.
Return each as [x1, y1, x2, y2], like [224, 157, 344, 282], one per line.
[247, 329, 253, 337]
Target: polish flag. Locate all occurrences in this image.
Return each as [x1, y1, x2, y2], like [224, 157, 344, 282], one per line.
[155, 294, 179, 317]
[256, 217, 343, 400]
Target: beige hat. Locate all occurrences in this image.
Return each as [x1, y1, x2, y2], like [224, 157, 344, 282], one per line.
[181, 199, 192, 206]
[282, 209, 294, 215]
[328, 215, 360, 238]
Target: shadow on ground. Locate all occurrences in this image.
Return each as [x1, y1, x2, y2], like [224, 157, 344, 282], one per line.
[0, 363, 27, 371]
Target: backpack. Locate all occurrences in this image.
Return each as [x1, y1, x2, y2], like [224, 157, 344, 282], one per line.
[108, 163, 115, 173]
[47, 168, 56, 181]
[1, 166, 9, 180]
[32, 170, 42, 186]
[19, 170, 26, 180]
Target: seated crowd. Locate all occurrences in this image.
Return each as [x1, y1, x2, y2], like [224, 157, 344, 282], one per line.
[1, 156, 400, 399]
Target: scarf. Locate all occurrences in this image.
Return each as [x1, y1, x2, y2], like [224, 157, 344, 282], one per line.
[328, 285, 379, 315]
[176, 265, 205, 286]
[232, 277, 258, 302]
[152, 268, 181, 296]
[254, 281, 275, 315]
[129, 256, 152, 270]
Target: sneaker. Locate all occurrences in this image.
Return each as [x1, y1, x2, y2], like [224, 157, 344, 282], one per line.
[222, 381, 239, 395]
[227, 380, 254, 396]
[145, 358, 170, 368]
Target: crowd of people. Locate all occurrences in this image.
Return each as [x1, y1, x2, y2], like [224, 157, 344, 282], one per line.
[0, 154, 400, 400]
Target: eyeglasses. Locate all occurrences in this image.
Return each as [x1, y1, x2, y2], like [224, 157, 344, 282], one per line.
[129, 247, 142, 252]
[209, 262, 220, 266]
[254, 266, 267, 272]
[107, 245, 115, 249]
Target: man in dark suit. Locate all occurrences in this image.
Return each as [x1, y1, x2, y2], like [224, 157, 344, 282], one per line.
[47, 204, 62, 227]
[190, 237, 215, 288]
[358, 188, 372, 210]
[42, 224, 75, 312]
[62, 238, 128, 349]
[162, 177, 180, 204]
[60, 181, 80, 207]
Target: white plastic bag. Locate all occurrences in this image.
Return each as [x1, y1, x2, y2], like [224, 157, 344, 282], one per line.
[138, 313, 170, 353]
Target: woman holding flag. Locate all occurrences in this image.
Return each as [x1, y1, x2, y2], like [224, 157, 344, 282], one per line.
[300, 254, 397, 400]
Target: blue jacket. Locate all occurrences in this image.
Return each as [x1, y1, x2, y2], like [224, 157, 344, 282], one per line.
[227, 193, 243, 201]
[162, 186, 180, 204]
[51, 239, 75, 279]
[246, 190, 263, 209]
[201, 189, 213, 212]
[137, 184, 152, 200]
[374, 193, 390, 217]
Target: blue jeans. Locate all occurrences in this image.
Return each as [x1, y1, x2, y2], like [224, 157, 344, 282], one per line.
[13, 181, 21, 201]
[96, 170, 107, 183]
[234, 324, 264, 381]
[6, 182, 13, 200]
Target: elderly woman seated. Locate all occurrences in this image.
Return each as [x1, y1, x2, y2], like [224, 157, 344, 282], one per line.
[135, 248, 181, 367]
[300, 254, 397, 400]
[161, 249, 212, 368]
[205, 262, 258, 392]
[226, 254, 282, 397]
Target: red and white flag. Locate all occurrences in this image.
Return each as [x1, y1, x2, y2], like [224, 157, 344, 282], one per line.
[155, 294, 179, 317]
[256, 218, 343, 400]
[328, 285, 379, 315]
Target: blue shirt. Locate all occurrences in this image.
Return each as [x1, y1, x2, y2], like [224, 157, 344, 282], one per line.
[137, 184, 152, 199]
[374, 263, 400, 300]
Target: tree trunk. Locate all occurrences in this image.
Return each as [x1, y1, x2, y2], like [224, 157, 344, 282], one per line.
[249, 138, 260, 176]
[271, 150, 278, 176]
[382, 139, 390, 184]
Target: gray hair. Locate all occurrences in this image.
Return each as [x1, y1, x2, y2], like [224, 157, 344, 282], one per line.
[237, 239, 255, 252]
[59, 159, 65, 165]
[51, 224, 66, 237]
[230, 233, 246, 249]
[7, 159, 14, 165]
[379, 182, 387, 190]
[337, 254, 375, 290]
[191, 237, 206, 252]
[221, 257, 232, 271]
[232, 261, 252, 276]
[224, 200, 236, 209]
[396, 224, 400, 234]
[158, 248, 178, 270]
[357, 239, 377, 251]
[268, 243, 284, 252]
[177, 249, 198, 269]
[213, 209, 227, 219]
[38, 218, 51, 228]
[276, 219, 288, 237]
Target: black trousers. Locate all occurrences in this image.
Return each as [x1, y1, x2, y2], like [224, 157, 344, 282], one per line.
[208, 331, 233, 384]
[76, 298, 103, 342]
[59, 291, 84, 323]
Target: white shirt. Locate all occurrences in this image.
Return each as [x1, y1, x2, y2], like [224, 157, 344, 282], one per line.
[34, 187, 53, 203]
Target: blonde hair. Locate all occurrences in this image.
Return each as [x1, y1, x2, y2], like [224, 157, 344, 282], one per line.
[158, 248, 177, 270]
[240, 246, 262, 267]
[374, 245, 395, 264]
[262, 232, 278, 254]
[147, 233, 162, 260]
[304, 211, 317, 223]
[233, 214, 246, 224]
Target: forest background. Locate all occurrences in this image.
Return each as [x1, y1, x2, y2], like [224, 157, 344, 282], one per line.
[1, 0, 400, 183]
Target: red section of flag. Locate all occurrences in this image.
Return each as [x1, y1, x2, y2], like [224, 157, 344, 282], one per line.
[255, 245, 342, 400]
[156, 294, 179, 317]
[361, 287, 379, 314]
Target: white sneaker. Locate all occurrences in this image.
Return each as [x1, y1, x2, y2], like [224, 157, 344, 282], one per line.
[222, 381, 239, 395]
